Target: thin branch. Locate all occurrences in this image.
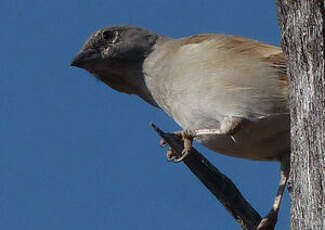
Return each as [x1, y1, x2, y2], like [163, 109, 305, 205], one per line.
[151, 123, 262, 230]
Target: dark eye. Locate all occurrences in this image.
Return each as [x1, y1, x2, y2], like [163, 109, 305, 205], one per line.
[102, 30, 115, 41]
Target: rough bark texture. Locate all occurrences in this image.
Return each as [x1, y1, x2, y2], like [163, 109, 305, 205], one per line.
[275, 1, 325, 229]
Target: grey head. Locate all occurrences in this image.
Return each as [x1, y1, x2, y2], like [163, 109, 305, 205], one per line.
[71, 25, 159, 99]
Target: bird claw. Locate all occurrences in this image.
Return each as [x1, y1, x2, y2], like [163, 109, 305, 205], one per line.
[160, 129, 195, 163]
[166, 148, 191, 163]
[175, 129, 194, 151]
[160, 139, 167, 147]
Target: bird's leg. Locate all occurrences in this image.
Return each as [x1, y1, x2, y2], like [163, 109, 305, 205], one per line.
[257, 154, 290, 230]
[159, 130, 194, 162]
[167, 129, 195, 162]
[161, 116, 242, 163]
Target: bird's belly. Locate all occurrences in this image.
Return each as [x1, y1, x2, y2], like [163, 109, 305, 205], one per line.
[193, 115, 290, 161]
[153, 87, 289, 161]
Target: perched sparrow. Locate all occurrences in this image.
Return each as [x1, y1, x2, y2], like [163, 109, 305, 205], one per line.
[71, 25, 290, 229]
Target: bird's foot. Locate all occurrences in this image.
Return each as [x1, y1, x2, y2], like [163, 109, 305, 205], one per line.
[257, 210, 278, 230]
[257, 155, 289, 230]
[160, 129, 195, 163]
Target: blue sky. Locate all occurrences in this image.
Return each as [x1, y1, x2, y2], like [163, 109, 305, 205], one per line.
[1, 1, 289, 229]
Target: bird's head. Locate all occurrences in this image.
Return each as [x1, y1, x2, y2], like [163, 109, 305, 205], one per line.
[71, 25, 158, 95]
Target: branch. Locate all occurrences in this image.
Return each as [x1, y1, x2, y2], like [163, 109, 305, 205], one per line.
[151, 123, 262, 230]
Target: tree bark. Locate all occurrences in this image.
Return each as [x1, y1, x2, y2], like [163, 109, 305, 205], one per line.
[275, 1, 325, 229]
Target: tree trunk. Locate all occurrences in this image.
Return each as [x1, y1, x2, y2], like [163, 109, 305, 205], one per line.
[275, 1, 325, 229]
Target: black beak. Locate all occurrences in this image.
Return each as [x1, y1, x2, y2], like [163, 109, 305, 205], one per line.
[70, 49, 100, 67]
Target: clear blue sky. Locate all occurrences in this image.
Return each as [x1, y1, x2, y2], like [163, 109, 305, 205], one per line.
[1, 1, 289, 229]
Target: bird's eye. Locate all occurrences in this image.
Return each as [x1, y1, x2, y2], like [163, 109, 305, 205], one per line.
[103, 30, 116, 41]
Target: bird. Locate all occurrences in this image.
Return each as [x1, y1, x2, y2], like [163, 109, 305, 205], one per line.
[71, 25, 290, 229]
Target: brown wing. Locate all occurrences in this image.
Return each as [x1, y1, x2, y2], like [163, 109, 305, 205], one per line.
[264, 52, 288, 90]
[184, 34, 288, 91]
[224, 35, 288, 105]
